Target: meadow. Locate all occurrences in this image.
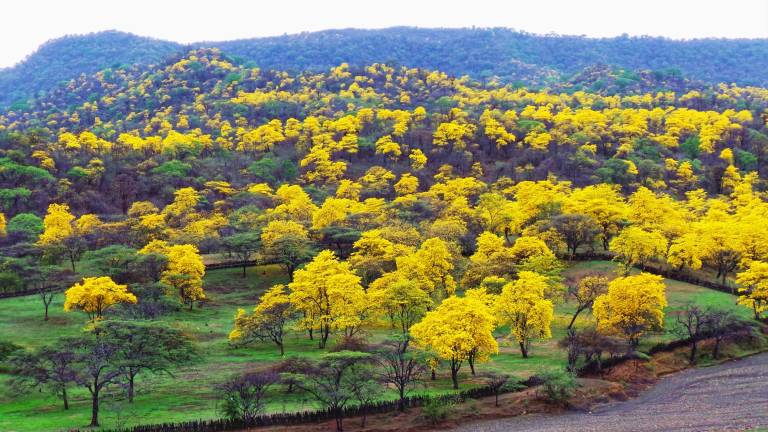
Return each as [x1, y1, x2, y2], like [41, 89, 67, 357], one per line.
[0, 260, 751, 432]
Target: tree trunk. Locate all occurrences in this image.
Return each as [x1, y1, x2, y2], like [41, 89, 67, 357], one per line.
[567, 308, 584, 330]
[62, 387, 69, 410]
[128, 373, 135, 403]
[242, 265, 247, 278]
[90, 388, 100, 427]
[450, 361, 459, 390]
[431, 369, 436, 381]
[713, 338, 722, 359]
[44, 301, 50, 321]
[278, 342, 284, 357]
[70, 256, 76, 273]
[335, 411, 343, 432]
[319, 325, 330, 349]
[689, 341, 698, 364]
[468, 355, 476, 375]
[519, 341, 529, 359]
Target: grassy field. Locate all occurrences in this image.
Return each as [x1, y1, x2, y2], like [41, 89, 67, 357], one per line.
[0, 260, 754, 431]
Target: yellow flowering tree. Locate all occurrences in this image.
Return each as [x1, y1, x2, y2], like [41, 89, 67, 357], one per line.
[410, 295, 497, 389]
[64, 276, 137, 321]
[160, 244, 206, 310]
[736, 261, 768, 319]
[229, 284, 294, 355]
[288, 250, 367, 348]
[593, 273, 667, 348]
[494, 271, 554, 358]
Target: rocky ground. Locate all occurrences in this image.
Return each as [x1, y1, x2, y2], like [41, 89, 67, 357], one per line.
[453, 353, 768, 432]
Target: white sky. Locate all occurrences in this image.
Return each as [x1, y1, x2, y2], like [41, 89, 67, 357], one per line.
[2, 0, 767, 68]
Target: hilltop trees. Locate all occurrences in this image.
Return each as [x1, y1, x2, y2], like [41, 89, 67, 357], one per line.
[5, 49, 768, 430]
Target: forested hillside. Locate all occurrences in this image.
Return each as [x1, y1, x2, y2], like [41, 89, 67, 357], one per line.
[2, 40, 768, 432]
[0, 31, 181, 109]
[1, 49, 767, 217]
[2, 27, 767, 108]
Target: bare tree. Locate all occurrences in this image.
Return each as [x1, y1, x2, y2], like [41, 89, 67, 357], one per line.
[704, 309, 743, 359]
[98, 321, 196, 403]
[559, 328, 627, 372]
[9, 346, 77, 410]
[567, 273, 608, 329]
[291, 351, 375, 432]
[672, 304, 709, 364]
[481, 372, 520, 407]
[271, 357, 312, 394]
[373, 337, 427, 411]
[67, 330, 123, 427]
[217, 371, 280, 422]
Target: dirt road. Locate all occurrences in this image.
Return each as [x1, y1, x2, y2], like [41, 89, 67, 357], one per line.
[454, 353, 768, 432]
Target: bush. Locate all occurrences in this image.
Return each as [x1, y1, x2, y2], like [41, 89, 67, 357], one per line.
[537, 369, 578, 405]
[217, 371, 279, 422]
[0, 340, 21, 362]
[420, 397, 453, 425]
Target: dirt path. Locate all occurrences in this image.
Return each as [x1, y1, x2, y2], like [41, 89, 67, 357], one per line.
[453, 353, 768, 432]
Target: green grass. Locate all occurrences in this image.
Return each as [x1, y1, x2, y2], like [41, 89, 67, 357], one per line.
[0, 261, 756, 431]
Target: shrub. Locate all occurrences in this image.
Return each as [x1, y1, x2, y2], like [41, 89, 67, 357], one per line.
[0, 341, 21, 362]
[421, 397, 453, 425]
[537, 369, 578, 405]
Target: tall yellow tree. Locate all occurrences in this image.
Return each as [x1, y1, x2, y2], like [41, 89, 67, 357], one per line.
[609, 227, 667, 275]
[410, 295, 498, 389]
[229, 284, 295, 355]
[64, 276, 137, 321]
[37, 203, 101, 271]
[593, 273, 667, 348]
[368, 273, 432, 335]
[160, 244, 206, 310]
[288, 250, 367, 348]
[736, 261, 768, 319]
[494, 271, 554, 358]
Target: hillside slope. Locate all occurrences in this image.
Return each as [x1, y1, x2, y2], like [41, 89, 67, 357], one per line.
[0, 31, 182, 108]
[1, 28, 767, 108]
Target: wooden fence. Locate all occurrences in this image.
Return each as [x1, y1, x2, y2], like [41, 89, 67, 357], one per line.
[571, 252, 736, 295]
[88, 380, 539, 432]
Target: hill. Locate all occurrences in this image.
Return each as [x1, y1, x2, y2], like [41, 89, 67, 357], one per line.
[1, 27, 767, 107]
[0, 31, 182, 108]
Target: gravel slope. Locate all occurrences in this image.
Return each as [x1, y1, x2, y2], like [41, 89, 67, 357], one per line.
[454, 353, 768, 432]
